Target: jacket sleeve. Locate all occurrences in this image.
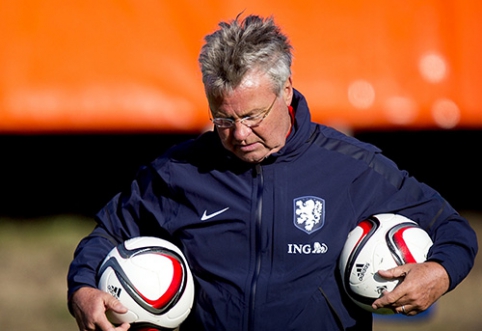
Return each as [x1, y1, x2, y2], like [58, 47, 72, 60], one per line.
[67, 161, 175, 300]
[66, 225, 122, 299]
[349, 151, 478, 292]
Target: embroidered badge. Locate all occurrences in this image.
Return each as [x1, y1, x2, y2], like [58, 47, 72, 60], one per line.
[294, 196, 325, 234]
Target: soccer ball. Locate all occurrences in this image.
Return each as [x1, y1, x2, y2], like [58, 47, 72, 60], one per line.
[97, 236, 195, 329]
[338, 213, 433, 314]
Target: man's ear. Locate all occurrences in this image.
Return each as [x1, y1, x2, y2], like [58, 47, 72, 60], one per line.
[283, 76, 294, 106]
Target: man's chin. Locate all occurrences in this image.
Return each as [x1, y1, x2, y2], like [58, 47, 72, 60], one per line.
[234, 150, 269, 164]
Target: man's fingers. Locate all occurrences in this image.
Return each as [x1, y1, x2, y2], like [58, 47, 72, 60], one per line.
[114, 322, 131, 330]
[71, 287, 130, 331]
[372, 290, 404, 311]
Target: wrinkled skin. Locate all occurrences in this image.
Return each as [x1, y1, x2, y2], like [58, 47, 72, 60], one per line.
[71, 287, 130, 331]
[208, 70, 293, 164]
[372, 261, 450, 315]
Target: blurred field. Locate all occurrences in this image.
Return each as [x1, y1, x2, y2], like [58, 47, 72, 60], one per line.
[0, 212, 480, 331]
[0, 215, 94, 331]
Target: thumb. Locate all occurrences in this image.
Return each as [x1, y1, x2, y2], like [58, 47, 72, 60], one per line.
[378, 266, 407, 279]
[105, 295, 128, 314]
[101, 296, 130, 331]
[377, 266, 407, 280]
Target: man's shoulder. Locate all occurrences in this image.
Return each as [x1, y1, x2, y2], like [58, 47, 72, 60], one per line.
[312, 124, 381, 160]
[150, 131, 229, 171]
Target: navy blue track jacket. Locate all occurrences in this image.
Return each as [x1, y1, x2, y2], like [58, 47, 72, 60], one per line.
[68, 90, 477, 330]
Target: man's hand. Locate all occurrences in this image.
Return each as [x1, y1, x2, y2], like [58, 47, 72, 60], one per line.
[371, 261, 450, 315]
[70, 287, 130, 331]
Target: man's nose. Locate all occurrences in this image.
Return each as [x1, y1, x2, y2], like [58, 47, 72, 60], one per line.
[232, 121, 252, 140]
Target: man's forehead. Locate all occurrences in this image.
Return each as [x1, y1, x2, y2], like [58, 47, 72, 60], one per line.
[209, 96, 269, 117]
[210, 78, 273, 110]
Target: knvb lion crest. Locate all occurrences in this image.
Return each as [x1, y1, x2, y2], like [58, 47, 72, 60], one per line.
[294, 196, 325, 234]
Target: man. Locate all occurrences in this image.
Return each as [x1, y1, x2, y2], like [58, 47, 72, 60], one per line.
[68, 14, 477, 331]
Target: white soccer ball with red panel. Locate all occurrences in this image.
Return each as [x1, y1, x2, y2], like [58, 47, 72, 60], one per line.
[339, 213, 433, 314]
[97, 236, 195, 329]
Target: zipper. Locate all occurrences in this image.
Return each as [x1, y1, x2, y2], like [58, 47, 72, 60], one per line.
[318, 286, 345, 330]
[248, 163, 264, 330]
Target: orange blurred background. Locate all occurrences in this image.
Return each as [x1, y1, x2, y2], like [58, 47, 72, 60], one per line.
[1, 0, 481, 133]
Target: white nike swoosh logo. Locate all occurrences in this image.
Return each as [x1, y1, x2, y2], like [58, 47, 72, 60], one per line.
[201, 207, 230, 221]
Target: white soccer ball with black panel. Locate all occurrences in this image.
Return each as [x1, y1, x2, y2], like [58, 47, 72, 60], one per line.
[338, 213, 433, 314]
[97, 236, 195, 330]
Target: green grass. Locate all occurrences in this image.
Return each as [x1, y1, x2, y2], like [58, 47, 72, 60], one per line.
[0, 215, 95, 331]
[0, 212, 480, 331]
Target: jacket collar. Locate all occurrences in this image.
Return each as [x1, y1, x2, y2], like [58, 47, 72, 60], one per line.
[267, 88, 314, 163]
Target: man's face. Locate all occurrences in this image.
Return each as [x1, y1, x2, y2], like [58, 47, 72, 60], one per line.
[208, 71, 293, 163]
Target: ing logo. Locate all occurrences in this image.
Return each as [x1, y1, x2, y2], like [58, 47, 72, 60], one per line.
[287, 242, 328, 255]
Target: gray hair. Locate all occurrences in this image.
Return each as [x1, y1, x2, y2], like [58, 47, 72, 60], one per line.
[199, 14, 293, 99]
